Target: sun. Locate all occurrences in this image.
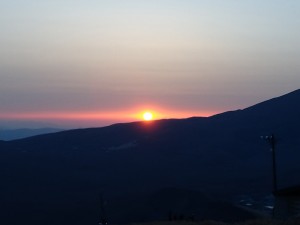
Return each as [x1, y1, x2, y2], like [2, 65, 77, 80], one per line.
[143, 112, 153, 121]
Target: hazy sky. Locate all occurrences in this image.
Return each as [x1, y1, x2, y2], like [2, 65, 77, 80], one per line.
[1, 0, 299, 128]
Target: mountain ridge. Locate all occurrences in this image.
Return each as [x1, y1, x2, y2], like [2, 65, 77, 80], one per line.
[1, 89, 300, 224]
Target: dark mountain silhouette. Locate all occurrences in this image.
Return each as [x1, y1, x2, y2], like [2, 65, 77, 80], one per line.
[1, 89, 300, 224]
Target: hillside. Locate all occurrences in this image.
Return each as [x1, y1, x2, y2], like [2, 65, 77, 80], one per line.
[1, 89, 300, 224]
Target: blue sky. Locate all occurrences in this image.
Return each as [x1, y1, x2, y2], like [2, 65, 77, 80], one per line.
[0, 0, 299, 128]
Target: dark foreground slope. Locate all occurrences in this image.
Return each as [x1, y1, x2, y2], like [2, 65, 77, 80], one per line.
[133, 219, 300, 225]
[1, 89, 300, 224]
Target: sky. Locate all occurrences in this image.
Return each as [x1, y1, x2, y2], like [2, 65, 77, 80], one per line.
[0, 0, 299, 128]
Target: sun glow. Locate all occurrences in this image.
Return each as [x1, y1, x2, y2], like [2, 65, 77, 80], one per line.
[0, 108, 217, 128]
[143, 112, 153, 121]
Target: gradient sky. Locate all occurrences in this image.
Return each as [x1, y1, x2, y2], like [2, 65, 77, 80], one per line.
[1, 0, 299, 128]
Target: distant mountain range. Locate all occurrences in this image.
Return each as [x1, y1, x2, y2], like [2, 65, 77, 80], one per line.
[1, 89, 300, 224]
[0, 128, 64, 141]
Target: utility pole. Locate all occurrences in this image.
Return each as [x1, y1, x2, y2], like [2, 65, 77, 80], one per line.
[99, 194, 108, 225]
[261, 134, 278, 193]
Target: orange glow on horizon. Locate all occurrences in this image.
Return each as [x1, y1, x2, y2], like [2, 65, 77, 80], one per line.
[0, 108, 218, 123]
